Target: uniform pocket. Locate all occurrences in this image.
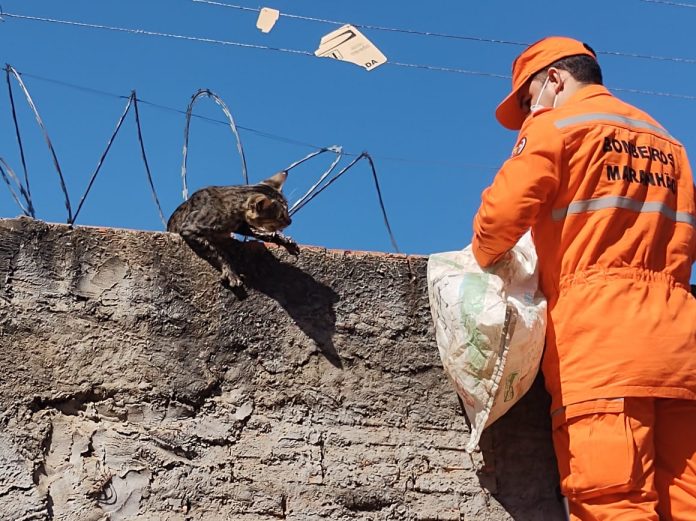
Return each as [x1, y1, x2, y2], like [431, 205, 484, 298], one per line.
[552, 399, 638, 500]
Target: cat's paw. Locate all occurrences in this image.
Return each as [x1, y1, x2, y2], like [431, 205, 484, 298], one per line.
[221, 266, 243, 287]
[283, 239, 300, 256]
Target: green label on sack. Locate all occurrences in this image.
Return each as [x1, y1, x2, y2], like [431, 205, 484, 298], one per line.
[459, 273, 488, 317]
[458, 274, 495, 379]
[503, 372, 519, 402]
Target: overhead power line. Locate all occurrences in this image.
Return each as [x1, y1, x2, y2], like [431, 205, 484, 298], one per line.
[0, 11, 511, 78]
[640, 0, 696, 7]
[1, 12, 314, 57]
[5, 11, 696, 102]
[192, 0, 530, 46]
[611, 86, 696, 100]
[192, 0, 696, 65]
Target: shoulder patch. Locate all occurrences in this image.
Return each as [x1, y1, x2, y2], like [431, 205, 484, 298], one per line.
[511, 136, 527, 157]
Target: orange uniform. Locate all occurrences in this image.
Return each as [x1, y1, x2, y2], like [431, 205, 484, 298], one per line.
[473, 84, 696, 411]
[473, 37, 696, 520]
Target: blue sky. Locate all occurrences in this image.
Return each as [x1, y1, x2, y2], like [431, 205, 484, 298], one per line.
[1, 1, 695, 277]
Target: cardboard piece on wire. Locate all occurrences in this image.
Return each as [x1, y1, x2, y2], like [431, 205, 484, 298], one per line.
[256, 7, 280, 33]
[314, 24, 387, 71]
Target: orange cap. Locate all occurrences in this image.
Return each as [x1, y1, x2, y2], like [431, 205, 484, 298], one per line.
[495, 36, 597, 130]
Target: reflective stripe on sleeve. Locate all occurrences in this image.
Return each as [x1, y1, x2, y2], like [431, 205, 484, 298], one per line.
[551, 195, 696, 226]
[554, 113, 674, 140]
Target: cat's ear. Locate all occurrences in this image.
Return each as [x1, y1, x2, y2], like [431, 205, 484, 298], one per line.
[249, 193, 273, 213]
[260, 170, 287, 191]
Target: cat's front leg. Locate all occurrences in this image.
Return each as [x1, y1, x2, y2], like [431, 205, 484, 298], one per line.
[180, 226, 244, 286]
[248, 229, 300, 256]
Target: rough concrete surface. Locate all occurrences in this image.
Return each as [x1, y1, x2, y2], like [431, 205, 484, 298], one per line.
[0, 217, 566, 520]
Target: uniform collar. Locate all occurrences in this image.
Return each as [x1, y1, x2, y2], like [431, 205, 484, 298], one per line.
[563, 83, 612, 106]
[520, 84, 613, 132]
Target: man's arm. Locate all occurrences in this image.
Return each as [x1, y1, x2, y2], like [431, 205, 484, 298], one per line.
[472, 121, 563, 267]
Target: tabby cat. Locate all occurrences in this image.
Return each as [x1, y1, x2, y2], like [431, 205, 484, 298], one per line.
[167, 171, 299, 287]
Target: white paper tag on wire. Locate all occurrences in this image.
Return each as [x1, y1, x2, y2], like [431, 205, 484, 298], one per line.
[256, 7, 280, 33]
[314, 24, 387, 71]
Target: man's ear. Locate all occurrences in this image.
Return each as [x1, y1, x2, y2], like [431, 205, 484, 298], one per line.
[547, 67, 565, 93]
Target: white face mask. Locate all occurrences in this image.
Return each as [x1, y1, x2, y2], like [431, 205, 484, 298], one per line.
[529, 75, 558, 114]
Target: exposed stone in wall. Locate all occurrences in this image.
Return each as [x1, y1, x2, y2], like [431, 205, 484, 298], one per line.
[0, 217, 564, 520]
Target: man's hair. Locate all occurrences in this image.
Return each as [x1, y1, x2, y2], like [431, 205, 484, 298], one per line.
[534, 48, 603, 85]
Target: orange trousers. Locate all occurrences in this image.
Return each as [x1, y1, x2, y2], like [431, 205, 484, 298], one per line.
[552, 397, 696, 521]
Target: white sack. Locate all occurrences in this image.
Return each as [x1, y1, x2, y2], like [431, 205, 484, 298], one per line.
[427, 231, 547, 452]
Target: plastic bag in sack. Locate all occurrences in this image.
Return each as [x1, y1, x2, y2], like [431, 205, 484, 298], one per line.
[427, 231, 547, 452]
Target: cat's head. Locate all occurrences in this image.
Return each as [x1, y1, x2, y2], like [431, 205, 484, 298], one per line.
[245, 170, 291, 232]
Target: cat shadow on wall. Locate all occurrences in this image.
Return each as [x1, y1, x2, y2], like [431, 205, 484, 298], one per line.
[199, 235, 342, 368]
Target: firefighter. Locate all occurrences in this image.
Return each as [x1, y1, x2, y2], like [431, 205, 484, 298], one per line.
[472, 36, 696, 520]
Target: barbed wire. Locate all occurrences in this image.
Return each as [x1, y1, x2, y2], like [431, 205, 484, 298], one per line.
[5, 65, 34, 217]
[0, 156, 33, 216]
[3, 66, 169, 227]
[287, 151, 400, 252]
[181, 89, 249, 200]
[6, 66, 696, 194]
[1, 65, 401, 251]
[69, 92, 168, 228]
[5, 64, 73, 221]
[13, 70, 501, 170]
[287, 147, 344, 215]
[73, 93, 135, 224]
[132, 94, 167, 227]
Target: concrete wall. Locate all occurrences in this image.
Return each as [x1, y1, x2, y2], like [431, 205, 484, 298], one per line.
[0, 217, 565, 520]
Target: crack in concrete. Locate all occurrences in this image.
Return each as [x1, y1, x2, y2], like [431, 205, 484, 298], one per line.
[29, 387, 118, 416]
